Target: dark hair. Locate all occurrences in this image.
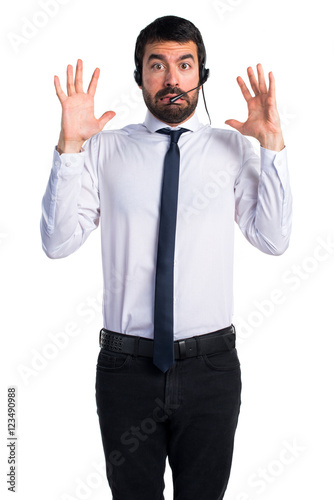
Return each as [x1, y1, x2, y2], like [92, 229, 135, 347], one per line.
[134, 15, 206, 84]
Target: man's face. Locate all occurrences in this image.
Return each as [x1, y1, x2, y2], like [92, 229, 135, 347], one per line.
[140, 40, 201, 126]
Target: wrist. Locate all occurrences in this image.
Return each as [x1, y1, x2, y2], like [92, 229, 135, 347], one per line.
[259, 133, 285, 152]
[57, 132, 84, 155]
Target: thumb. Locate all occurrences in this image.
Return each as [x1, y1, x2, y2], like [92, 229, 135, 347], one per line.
[225, 119, 243, 132]
[98, 111, 116, 130]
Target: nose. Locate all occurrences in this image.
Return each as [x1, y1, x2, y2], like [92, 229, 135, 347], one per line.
[164, 65, 179, 87]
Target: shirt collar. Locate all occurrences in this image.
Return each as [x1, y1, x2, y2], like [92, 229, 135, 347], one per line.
[143, 110, 202, 134]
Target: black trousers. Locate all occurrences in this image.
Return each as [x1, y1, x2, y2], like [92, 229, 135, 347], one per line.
[95, 331, 242, 500]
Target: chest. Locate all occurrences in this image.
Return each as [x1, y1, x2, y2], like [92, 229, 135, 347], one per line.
[97, 135, 240, 221]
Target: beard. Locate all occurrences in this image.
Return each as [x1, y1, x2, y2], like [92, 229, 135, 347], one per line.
[142, 84, 200, 124]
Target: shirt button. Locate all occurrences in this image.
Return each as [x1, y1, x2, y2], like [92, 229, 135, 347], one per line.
[55, 160, 60, 167]
[65, 161, 71, 167]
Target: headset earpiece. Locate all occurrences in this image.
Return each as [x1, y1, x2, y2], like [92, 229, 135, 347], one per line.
[134, 65, 142, 86]
[200, 65, 210, 85]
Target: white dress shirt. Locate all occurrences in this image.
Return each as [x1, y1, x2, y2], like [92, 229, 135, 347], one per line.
[41, 111, 292, 340]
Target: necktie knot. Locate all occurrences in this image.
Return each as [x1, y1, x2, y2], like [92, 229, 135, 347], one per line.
[157, 127, 188, 144]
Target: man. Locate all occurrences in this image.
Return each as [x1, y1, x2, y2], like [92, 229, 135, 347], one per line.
[41, 15, 292, 500]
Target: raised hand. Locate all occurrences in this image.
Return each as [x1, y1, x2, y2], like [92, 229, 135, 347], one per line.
[225, 64, 284, 151]
[54, 59, 116, 154]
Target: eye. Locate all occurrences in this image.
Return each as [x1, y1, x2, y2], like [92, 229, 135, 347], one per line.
[152, 63, 164, 70]
[180, 62, 191, 70]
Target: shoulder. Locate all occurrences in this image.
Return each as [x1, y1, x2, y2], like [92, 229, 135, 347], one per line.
[100, 122, 147, 139]
[84, 123, 147, 151]
[206, 126, 250, 148]
[197, 126, 254, 154]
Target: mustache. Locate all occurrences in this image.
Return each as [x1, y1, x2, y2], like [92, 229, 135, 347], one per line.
[155, 87, 190, 102]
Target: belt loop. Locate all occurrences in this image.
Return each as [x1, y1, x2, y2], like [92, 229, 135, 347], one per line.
[195, 335, 202, 357]
[178, 340, 187, 359]
[223, 324, 236, 351]
[99, 328, 103, 347]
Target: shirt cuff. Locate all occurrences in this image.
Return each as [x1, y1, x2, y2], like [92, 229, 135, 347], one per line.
[260, 145, 289, 193]
[53, 146, 86, 173]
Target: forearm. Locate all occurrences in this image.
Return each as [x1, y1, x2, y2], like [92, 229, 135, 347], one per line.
[236, 145, 292, 255]
[41, 142, 99, 258]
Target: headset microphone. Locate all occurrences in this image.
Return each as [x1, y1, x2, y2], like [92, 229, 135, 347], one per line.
[169, 84, 202, 103]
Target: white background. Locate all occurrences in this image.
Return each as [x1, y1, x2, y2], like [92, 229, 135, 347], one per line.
[1, 0, 333, 498]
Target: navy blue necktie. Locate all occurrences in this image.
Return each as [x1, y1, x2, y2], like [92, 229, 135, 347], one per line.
[153, 127, 188, 373]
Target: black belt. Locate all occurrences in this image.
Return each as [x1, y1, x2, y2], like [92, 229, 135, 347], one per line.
[99, 325, 236, 360]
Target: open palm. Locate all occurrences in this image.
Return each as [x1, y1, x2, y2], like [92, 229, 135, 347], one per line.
[225, 64, 284, 150]
[54, 59, 115, 151]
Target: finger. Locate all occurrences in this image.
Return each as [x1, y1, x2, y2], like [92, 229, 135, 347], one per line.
[74, 59, 83, 93]
[66, 64, 75, 95]
[54, 75, 67, 103]
[87, 68, 100, 96]
[257, 63, 267, 94]
[225, 119, 244, 133]
[98, 111, 116, 130]
[236, 76, 252, 102]
[268, 71, 276, 100]
[247, 66, 260, 95]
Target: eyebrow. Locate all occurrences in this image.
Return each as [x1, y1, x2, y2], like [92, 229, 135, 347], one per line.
[147, 53, 195, 63]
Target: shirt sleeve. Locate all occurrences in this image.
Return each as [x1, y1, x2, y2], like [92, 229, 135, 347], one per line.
[40, 134, 100, 258]
[234, 137, 292, 255]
